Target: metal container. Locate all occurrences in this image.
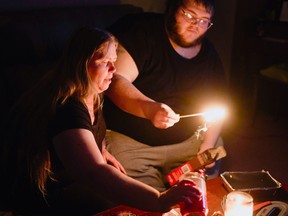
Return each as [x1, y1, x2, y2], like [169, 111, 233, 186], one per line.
[220, 170, 282, 202]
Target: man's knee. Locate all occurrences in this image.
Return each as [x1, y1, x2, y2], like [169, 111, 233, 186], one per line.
[215, 136, 224, 147]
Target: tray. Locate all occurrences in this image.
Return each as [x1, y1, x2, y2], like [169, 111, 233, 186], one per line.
[220, 170, 282, 201]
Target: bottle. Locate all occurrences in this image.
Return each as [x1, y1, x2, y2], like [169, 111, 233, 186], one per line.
[178, 172, 208, 216]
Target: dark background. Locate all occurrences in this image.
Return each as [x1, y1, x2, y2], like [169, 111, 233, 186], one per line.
[1, 0, 287, 116]
[1, 0, 287, 184]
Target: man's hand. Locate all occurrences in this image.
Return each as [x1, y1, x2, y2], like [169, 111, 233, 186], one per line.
[147, 102, 180, 129]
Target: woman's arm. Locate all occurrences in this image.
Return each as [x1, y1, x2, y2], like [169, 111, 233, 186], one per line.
[53, 128, 200, 212]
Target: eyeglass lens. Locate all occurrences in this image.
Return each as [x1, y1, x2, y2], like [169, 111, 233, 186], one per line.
[182, 9, 212, 29]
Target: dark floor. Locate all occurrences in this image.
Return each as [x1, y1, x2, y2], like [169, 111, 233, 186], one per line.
[220, 108, 288, 186]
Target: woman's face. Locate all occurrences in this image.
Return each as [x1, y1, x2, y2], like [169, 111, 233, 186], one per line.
[88, 41, 117, 93]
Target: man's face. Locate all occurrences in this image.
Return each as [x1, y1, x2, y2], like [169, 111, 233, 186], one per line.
[169, 1, 212, 47]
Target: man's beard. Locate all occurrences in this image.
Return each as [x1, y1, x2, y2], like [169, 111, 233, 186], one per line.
[168, 23, 205, 48]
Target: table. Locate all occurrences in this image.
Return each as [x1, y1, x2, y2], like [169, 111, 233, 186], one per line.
[96, 177, 228, 216]
[206, 177, 227, 215]
[96, 177, 288, 216]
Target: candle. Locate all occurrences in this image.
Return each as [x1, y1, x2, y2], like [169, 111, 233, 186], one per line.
[223, 191, 253, 216]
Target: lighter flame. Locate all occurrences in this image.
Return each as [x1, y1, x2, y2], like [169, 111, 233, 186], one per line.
[202, 107, 227, 122]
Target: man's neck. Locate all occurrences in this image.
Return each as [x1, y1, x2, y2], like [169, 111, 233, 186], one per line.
[169, 38, 201, 59]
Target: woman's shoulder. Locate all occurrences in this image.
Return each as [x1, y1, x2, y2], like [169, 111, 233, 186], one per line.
[56, 98, 85, 112]
[49, 98, 91, 138]
[52, 98, 89, 125]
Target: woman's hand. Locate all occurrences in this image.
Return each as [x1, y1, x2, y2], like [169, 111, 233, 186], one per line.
[102, 141, 127, 174]
[157, 181, 201, 213]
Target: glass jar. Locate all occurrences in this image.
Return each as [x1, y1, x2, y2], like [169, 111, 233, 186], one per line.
[178, 172, 208, 216]
[222, 191, 253, 216]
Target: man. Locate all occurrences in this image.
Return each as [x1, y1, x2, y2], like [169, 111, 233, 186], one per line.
[104, 0, 230, 192]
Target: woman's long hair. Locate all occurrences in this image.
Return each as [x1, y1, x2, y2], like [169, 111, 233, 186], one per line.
[1, 27, 117, 196]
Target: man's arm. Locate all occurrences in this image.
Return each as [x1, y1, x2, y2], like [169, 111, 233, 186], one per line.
[105, 44, 180, 129]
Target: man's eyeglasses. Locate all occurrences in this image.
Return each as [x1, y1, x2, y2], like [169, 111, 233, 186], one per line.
[181, 8, 213, 29]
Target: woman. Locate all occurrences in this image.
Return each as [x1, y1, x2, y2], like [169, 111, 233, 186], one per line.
[0, 27, 200, 215]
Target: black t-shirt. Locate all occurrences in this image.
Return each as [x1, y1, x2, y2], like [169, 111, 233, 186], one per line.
[49, 98, 105, 149]
[1, 97, 107, 212]
[48, 98, 106, 186]
[104, 13, 229, 146]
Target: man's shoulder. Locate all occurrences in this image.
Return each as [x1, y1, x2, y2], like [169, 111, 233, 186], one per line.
[108, 12, 163, 32]
[202, 38, 218, 53]
[120, 12, 163, 21]
[202, 37, 214, 47]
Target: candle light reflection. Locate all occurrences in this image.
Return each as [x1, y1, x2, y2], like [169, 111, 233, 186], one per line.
[223, 191, 253, 216]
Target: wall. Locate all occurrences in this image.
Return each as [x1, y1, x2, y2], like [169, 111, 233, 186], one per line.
[0, 0, 236, 85]
[120, 0, 166, 13]
[0, 0, 119, 11]
[0, 0, 165, 12]
[0, 0, 238, 94]
[207, 0, 236, 84]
